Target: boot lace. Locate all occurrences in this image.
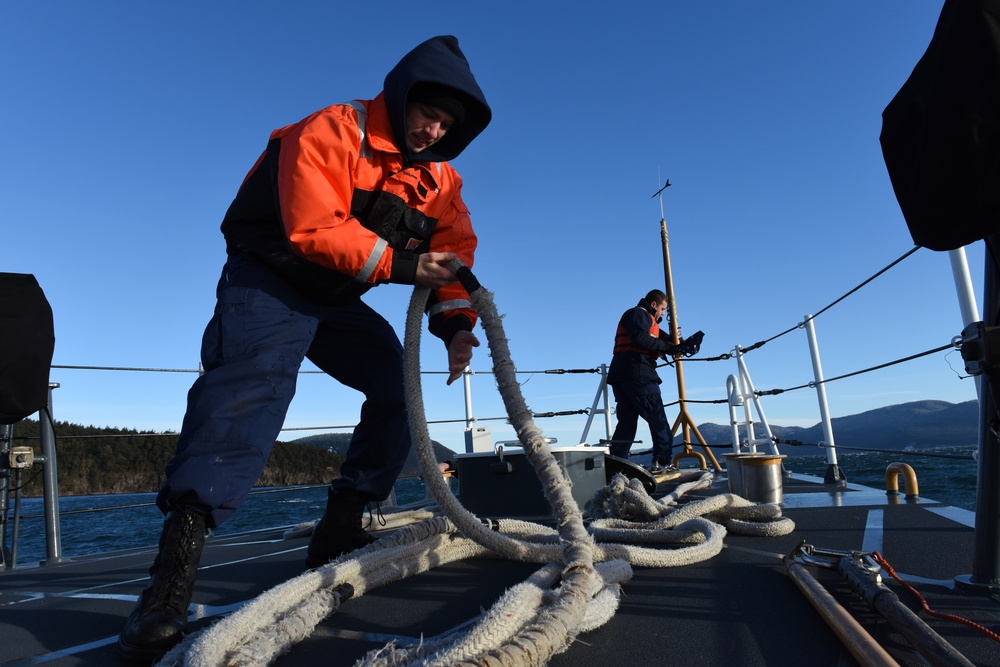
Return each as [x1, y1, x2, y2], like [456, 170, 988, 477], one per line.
[363, 501, 387, 530]
[146, 510, 205, 615]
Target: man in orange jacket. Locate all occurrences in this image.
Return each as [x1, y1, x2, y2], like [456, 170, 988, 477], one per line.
[119, 35, 491, 663]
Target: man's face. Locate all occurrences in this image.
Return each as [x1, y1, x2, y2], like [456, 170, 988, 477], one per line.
[651, 300, 668, 321]
[405, 103, 455, 153]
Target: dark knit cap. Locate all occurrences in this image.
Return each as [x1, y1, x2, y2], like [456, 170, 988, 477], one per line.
[408, 82, 466, 124]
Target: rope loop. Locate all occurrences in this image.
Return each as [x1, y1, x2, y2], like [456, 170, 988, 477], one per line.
[171, 270, 796, 666]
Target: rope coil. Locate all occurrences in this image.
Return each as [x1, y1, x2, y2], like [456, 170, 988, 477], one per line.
[160, 268, 794, 666]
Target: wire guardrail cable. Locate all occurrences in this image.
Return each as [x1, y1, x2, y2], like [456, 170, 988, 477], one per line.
[773, 439, 976, 460]
[38, 244, 951, 450]
[737, 245, 922, 356]
[755, 342, 955, 396]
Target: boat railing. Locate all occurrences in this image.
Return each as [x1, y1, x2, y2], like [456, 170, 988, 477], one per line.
[0, 386, 63, 568]
[716, 246, 979, 487]
[1, 243, 991, 577]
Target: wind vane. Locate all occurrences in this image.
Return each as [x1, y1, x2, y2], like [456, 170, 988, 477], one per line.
[651, 175, 671, 220]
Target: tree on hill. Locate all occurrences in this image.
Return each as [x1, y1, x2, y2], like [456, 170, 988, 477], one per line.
[3, 419, 343, 496]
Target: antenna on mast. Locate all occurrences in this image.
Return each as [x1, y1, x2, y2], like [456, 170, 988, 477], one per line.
[652, 170, 671, 219]
[648, 172, 721, 472]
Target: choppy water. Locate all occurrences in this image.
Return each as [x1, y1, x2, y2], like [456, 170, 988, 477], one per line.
[1, 478, 439, 568]
[1, 447, 980, 567]
[782, 445, 979, 511]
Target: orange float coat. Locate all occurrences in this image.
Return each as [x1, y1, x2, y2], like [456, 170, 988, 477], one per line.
[221, 37, 491, 345]
[613, 308, 662, 359]
[608, 301, 672, 385]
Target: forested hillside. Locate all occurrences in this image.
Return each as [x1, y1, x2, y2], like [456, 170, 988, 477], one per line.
[3, 419, 343, 496]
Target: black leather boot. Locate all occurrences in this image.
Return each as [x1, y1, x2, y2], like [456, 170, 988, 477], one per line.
[118, 507, 207, 663]
[305, 487, 374, 568]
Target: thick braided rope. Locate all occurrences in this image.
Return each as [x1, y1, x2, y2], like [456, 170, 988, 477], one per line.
[403, 281, 601, 666]
[227, 534, 491, 667]
[360, 571, 553, 667]
[483, 513, 726, 569]
[166, 273, 794, 666]
[161, 518, 479, 666]
[402, 288, 567, 562]
[593, 518, 726, 567]
[171, 461, 787, 664]
[490, 516, 726, 568]
[171, 274, 717, 664]
[169, 279, 612, 666]
[724, 514, 796, 537]
[499, 512, 713, 546]
[588, 473, 796, 542]
[355, 559, 631, 667]
[659, 471, 717, 504]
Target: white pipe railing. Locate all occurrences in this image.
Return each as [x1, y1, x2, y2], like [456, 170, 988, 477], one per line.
[803, 315, 839, 469]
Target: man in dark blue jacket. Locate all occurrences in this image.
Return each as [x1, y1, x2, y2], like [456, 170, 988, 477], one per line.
[607, 290, 678, 472]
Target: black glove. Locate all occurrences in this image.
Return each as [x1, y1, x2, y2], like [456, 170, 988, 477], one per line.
[675, 330, 704, 357]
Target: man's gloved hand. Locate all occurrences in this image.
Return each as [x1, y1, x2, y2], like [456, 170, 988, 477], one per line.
[676, 330, 704, 357]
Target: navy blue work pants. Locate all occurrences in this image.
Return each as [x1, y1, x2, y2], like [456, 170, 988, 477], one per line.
[609, 380, 673, 465]
[157, 253, 410, 528]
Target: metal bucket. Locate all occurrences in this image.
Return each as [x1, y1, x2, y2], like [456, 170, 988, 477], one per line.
[740, 454, 787, 504]
[724, 453, 745, 495]
[724, 452, 766, 495]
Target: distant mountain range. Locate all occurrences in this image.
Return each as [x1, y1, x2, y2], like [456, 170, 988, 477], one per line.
[10, 398, 973, 497]
[295, 399, 980, 462]
[693, 399, 978, 457]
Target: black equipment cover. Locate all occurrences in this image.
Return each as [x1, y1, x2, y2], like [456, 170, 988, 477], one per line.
[0, 274, 55, 423]
[880, 0, 1000, 251]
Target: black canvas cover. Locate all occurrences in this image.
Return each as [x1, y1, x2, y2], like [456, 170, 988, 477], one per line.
[0, 273, 55, 423]
[880, 0, 1000, 251]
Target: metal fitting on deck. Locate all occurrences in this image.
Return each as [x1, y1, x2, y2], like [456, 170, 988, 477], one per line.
[885, 462, 919, 498]
[674, 449, 707, 470]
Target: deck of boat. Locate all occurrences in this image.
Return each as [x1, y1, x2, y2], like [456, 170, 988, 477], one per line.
[1, 473, 997, 666]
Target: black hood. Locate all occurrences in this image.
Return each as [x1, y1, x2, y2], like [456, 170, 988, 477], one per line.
[383, 35, 491, 162]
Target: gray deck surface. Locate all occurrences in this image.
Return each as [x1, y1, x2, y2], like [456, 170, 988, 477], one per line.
[1, 474, 998, 666]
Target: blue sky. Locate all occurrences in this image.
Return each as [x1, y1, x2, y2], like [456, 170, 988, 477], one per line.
[3, 1, 980, 454]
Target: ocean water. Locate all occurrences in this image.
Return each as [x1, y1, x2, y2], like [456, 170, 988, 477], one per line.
[1, 447, 980, 568]
[781, 445, 979, 512]
[1, 478, 440, 569]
